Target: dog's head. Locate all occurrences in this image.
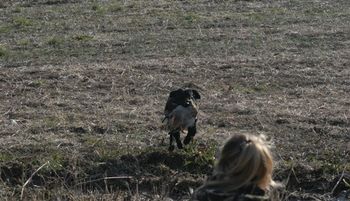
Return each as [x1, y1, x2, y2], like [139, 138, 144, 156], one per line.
[169, 88, 201, 106]
[164, 88, 201, 118]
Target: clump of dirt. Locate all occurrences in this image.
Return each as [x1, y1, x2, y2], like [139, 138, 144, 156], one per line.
[137, 150, 213, 174]
[0, 150, 211, 197]
[84, 150, 213, 193]
[286, 163, 329, 193]
[274, 162, 347, 200]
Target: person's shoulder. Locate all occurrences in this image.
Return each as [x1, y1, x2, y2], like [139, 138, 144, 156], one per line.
[192, 185, 269, 201]
[192, 187, 239, 201]
[237, 186, 269, 201]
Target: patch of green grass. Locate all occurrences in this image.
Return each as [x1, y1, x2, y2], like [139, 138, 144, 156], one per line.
[13, 6, 22, 13]
[73, 34, 94, 41]
[231, 85, 255, 94]
[252, 83, 271, 92]
[289, 34, 321, 49]
[268, 7, 286, 15]
[48, 152, 66, 171]
[109, 2, 123, 12]
[315, 160, 349, 175]
[176, 43, 189, 56]
[305, 148, 349, 174]
[42, 116, 60, 129]
[0, 26, 11, 33]
[46, 36, 64, 47]
[0, 153, 14, 162]
[13, 17, 33, 27]
[183, 140, 217, 171]
[83, 135, 102, 147]
[80, 136, 127, 160]
[92, 3, 106, 15]
[245, 11, 266, 22]
[0, 45, 9, 57]
[125, 1, 136, 9]
[96, 147, 122, 161]
[28, 125, 43, 134]
[17, 38, 31, 46]
[28, 79, 45, 87]
[303, 6, 328, 16]
[183, 12, 200, 24]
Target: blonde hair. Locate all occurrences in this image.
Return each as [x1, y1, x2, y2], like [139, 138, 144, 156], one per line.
[204, 134, 275, 192]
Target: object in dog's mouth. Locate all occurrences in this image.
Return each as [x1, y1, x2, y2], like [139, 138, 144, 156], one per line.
[163, 88, 201, 151]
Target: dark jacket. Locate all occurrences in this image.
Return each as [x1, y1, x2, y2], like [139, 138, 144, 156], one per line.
[191, 185, 269, 201]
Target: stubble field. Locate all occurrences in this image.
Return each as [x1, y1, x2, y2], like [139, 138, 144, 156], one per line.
[0, 0, 349, 200]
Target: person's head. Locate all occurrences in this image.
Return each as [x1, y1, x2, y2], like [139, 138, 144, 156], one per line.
[207, 134, 275, 192]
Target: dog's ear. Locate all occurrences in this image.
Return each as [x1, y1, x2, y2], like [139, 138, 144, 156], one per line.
[165, 89, 185, 115]
[191, 90, 201, 100]
[169, 89, 184, 98]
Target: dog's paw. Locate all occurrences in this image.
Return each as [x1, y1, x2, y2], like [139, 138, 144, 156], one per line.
[183, 136, 193, 145]
[168, 145, 175, 152]
[177, 143, 183, 149]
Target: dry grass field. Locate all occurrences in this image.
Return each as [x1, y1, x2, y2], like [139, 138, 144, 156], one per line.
[0, 0, 349, 200]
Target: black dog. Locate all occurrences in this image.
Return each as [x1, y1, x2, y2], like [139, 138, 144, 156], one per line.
[163, 88, 201, 151]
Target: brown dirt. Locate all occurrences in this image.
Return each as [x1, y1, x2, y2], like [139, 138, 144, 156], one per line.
[1, 0, 350, 200]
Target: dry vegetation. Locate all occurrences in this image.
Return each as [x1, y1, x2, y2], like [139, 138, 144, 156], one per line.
[0, 0, 349, 200]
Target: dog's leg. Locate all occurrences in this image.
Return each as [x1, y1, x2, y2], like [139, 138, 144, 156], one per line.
[184, 122, 197, 145]
[169, 132, 175, 151]
[173, 131, 183, 149]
